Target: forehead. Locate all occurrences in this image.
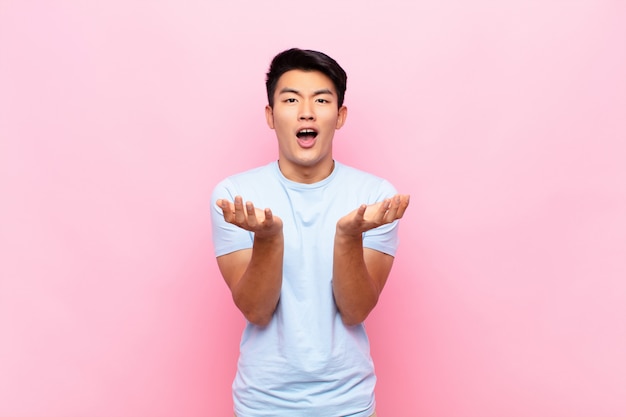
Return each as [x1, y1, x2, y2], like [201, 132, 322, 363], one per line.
[275, 70, 337, 95]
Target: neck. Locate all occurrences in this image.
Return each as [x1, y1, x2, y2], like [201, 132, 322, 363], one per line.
[277, 159, 335, 184]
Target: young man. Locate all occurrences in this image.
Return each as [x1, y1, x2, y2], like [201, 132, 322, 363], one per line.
[211, 48, 410, 417]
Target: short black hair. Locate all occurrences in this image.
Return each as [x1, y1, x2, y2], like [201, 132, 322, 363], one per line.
[265, 48, 347, 108]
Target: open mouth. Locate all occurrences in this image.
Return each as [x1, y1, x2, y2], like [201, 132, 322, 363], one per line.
[296, 129, 318, 140]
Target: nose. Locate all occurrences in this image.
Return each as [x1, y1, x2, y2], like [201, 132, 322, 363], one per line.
[298, 101, 315, 121]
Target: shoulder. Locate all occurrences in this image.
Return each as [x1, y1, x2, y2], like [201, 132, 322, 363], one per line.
[335, 161, 390, 183]
[212, 162, 278, 196]
[221, 162, 277, 185]
[334, 161, 397, 195]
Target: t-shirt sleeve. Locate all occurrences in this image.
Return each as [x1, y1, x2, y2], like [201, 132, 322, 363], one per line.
[362, 178, 400, 257]
[210, 178, 254, 257]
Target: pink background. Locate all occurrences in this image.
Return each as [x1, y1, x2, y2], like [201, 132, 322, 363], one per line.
[1, 1, 625, 416]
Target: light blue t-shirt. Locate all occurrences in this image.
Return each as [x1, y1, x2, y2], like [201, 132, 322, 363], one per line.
[211, 161, 399, 417]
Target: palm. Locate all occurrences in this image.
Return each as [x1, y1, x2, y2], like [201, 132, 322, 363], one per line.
[337, 194, 410, 237]
[217, 197, 282, 237]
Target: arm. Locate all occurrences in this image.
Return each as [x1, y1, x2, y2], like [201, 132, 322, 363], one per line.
[332, 194, 410, 326]
[215, 196, 283, 326]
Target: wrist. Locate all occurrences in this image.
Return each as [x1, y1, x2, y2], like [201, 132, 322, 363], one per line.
[254, 230, 284, 243]
[335, 227, 363, 242]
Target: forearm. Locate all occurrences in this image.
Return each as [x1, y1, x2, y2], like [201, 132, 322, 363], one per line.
[332, 231, 380, 326]
[232, 234, 284, 326]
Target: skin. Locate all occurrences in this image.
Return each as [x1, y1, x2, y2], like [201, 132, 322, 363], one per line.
[266, 69, 347, 184]
[216, 69, 410, 326]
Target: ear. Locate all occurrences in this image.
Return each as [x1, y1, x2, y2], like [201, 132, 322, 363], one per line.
[335, 106, 348, 130]
[265, 105, 275, 129]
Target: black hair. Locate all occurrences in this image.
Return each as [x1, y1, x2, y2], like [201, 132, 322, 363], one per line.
[265, 48, 347, 108]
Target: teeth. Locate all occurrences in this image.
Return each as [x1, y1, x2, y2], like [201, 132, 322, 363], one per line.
[296, 129, 317, 139]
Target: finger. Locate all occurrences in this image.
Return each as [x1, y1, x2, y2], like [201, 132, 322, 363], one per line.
[384, 195, 401, 222]
[216, 198, 230, 210]
[393, 195, 410, 219]
[374, 199, 391, 223]
[263, 208, 274, 228]
[386, 194, 409, 221]
[356, 204, 367, 221]
[233, 196, 246, 224]
[246, 201, 258, 227]
[218, 199, 234, 221]
[264, 208, 274, 225]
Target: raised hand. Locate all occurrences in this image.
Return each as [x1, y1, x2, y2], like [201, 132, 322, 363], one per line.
[336, 194, 410, 238]
[216, 196, 283, 238]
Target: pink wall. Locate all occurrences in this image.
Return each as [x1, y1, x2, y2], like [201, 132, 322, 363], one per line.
[1, 1, 625, 416]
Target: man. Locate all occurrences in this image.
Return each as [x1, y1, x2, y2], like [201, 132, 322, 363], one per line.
[211, 48, 410, 417]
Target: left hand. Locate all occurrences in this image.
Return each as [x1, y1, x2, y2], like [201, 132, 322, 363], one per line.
[336, 194, 410, 237]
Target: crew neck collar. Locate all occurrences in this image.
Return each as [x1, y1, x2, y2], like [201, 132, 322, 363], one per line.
[273, 160, 341, 189]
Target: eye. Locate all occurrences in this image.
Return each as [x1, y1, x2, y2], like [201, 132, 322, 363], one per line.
[284, 98, 297, 103]
[316, 98, 329, 104]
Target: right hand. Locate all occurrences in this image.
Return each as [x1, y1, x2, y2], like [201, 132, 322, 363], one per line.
[216, 196, 283, 238]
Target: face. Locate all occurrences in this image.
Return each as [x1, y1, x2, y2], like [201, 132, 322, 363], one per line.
[265, 69, 347, 183]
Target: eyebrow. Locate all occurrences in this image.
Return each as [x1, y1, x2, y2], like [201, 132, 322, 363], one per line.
[279, 87, 334, 96]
